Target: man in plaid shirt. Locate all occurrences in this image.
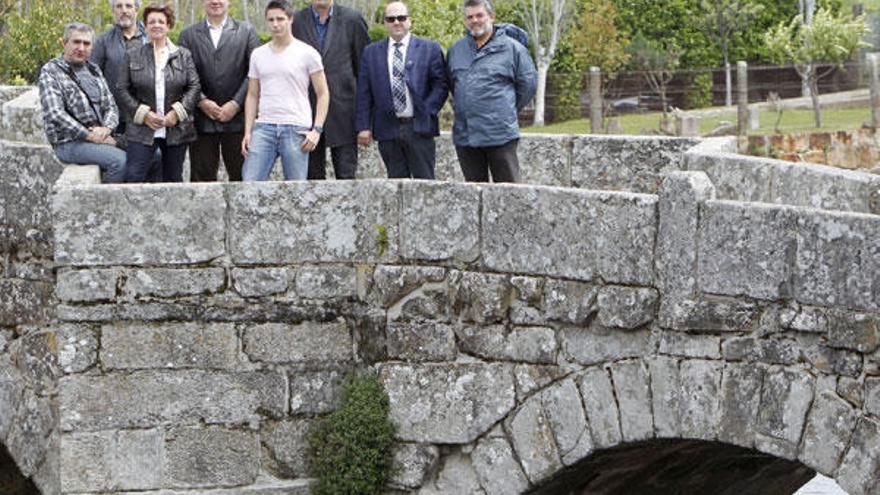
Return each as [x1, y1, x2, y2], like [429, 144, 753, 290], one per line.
[38, 22, 126, 183]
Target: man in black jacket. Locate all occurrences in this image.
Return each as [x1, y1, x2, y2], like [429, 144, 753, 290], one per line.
[293, 0, 370, 180]
[179, 0, 259, 181]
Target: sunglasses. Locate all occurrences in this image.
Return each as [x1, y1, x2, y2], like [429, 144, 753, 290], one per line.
[384, 15, 409, 22]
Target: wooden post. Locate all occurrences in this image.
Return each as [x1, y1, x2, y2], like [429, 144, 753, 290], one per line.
[589, 67, 603, 134]
[869, 53, 880, 128]
[736, 61, 748, 150]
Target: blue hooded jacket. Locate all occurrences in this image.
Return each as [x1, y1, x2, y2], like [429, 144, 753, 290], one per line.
[447, 24, 537, 147]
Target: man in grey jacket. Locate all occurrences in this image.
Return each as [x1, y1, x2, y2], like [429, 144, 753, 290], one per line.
[447, 0, 536, 182]
[179, 0, 259, 181]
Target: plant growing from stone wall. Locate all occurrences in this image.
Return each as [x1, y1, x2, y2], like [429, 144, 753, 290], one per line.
[308, 372, 397, 495]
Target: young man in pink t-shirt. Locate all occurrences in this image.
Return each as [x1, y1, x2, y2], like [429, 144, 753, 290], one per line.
[241, 0, 329, 180]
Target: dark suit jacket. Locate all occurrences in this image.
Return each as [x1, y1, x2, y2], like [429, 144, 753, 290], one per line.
[178, 18, 259, 134]
[355, 36, 447, 142]
[293, 5, 370, 147]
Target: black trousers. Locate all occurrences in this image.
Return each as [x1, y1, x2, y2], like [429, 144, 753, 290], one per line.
[377, 119, 435, 179]
[126, 139, 187, 183]
[189, 132, 244, 182]
[307, 135, 358, 180]
[455, 138, 520, 183]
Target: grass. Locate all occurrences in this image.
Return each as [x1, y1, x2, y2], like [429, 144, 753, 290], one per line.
[522, 106, 871, 136]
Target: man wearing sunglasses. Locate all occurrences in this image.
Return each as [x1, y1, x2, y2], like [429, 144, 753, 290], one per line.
[355, 1, 447, 179]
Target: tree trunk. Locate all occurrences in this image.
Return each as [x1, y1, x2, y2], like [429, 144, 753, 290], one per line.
[241, 0, 249, 23]
[810, 75, 822, 127]
[802, 64, 813, 97]
[533, 60, 549, 126]
[724, 60, 732, 107]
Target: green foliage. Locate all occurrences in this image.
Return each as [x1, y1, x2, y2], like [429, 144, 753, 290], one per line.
[369, 24, 387, 43]
[697, 0, 764, 65]
[684, 71, 714, 109]
[569, 0, 630, 72]
[409, 0, 464, 49]
[0, 0, 74, 83]
[308, 373, 396, 495]
[764, 7, 869, 68]
[373, 224, 389, 256]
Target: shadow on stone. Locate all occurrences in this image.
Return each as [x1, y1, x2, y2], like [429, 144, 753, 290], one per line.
[528, 439, 815, 495]
[0, 443, 38, 495]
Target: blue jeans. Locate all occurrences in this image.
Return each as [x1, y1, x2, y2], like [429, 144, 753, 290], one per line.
[54, 140, 127, 183]
[243, 123, 309, 181]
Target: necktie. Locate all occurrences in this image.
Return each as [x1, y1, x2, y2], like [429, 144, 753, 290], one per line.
[392, 42, 406, 114]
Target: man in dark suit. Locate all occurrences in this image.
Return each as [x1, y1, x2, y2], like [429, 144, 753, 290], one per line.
[355, 1, 447, 179]
[293, 0, 370, 180]
[179, 0, 259, 181]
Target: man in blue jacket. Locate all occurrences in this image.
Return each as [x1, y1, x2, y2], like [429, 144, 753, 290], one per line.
[355, 1, 448, 179]
[447, 0, 536, 182]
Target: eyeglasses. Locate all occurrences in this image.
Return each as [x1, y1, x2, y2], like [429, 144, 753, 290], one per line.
[384, 15, 408, 23]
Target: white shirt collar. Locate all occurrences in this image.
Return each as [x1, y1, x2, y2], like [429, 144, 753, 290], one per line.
[206, 16, 228, 30]
[389, 32, 411, 48]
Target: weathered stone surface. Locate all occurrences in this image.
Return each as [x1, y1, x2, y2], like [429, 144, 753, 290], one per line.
[449, 271, 510, 324]
[658, 298, 757, 332]
[804, 345, 863, 377]
[53, 184, 226, 266]
[380, 363, 515, 443]
[289, 370, 344, 415]
[59, 431, 113, 493]
[647, 356, 681, 438]
[294, 264, 358, 298]
[779, 304, 829, 333]
[0, 279, 53, 326]
[6, 392, 54, 476]
[55, 163, 100, 186]
[596, 286, 658, 329]
[416, 450, 483, 495]
[114, 429, 165, 490]
[0, 141, 61, 229]
[0, 359, 23, 440]
[59, 370, 286, 431]
[228, 181, 399, 263]
[165, 426, 259, 488]
[54, 324, 98, 373]
[658, 331, 720, 359]
[55, 269, 118, 302]
[387, 321, 457, 361]
[610, 360, 653, 442]
[400, 181, 480, 261]
[16, 330, 61, 395]
[826, 310, 878, 353]
[771, 159, 880, 214]
[371, 265, 446, 307]
[721, 337, 799, 365]
[506, 394, 562, 485]
[578, 367, 621, 449]
[262, 418, 314, 478]
[0, 89, 45, 143]
[126, 268, 226, 298]
[116, 480, 312, 495]
[457, 325, 556, 364]
[799, 391, 857, 474]
[472, 437, 529, 495]
[518, 134, 572, 187]
[542, 279, 596, 324]
[62, 429, 167, 492]
[684, 149, 774, 203]
[837, 376, 863, 407]
[542, 377, 593, 465]
[865, 377, 880, 416]
[561, 326, 651, 365]
[698, 201, 797, 300]
[755, 368, 815, 459]
[390, 443, 439, 489]
[837, 416, 880, 495]
[511, 276, 544, 303]
[231, 267, 292, 297]
[513, 364, 565, 402]
[388, 284, 450, 323]
[679, 360, 722, 440]
[482, 186, 656, 284]
[243, 320, 352, 365]
[717, 363, 763, 448]
[100, 322, 240, 370]
[795, 209, 880, 312]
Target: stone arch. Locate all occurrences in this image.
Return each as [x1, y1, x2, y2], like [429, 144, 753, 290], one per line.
[0, 443, 40, 495]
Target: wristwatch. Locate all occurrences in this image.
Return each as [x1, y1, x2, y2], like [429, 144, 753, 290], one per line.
[312, 125, 324, 133]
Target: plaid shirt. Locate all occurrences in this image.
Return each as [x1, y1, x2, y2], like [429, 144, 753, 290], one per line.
[38, 56, 119, 146]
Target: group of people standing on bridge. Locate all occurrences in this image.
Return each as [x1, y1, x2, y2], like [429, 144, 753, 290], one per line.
[38, 0, 537, 185]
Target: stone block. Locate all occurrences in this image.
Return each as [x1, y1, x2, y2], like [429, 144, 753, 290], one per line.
[390, 443, 439, 489]
[837, 377, 863, 407]
[228, 181, 399, 264]
[506, 394, 562, 485]
[780, 305, 829, 333]
[658, 298, 757, 332]
[721, 337, 799, 365]
[471, 437, 529, 495]
[755, 367, 814, 459]
[262, 418, 314, 478]
[578, 367, 621, 449]
[16, 330, 61, 395]
[294, 264, 358, 298]
[370, 265, 446, 307]
[837, 417, 880, 495]
[59, 370, 286, 431]
[512, 276, 544, 303]
[100, 322, 240, 370]
[53, 184, 226, 266]
[6, 392, 55, 477]
[55, 269, 118, 302]
[399, 181, 480, 262]
[518, 134, 572, 187]
[698, 201, 797, 300]
[0, 361, 23, 440]
[561, 326, 651, 366]
[596, 286, 658, 329]
[804, 345, 863, 377]
[658, 331, 720, 359]
[481, 186, 656, 285]
[449, 271, 510, 324]
[0, 88, 45, 144]
[61, 430, 165, 491]
[610, 360, 653, 442]
[54, 324, 98, 373]
[542, 279, 597, 324]
[125, 268, 226, 297]
[379, 363, 515, 443]
[243, 320, 352, 365]
[799, 391, 857, 475]
[826, 310, 878, 354]
[0, 279, 53, 326]
[717, 363, 763, 448]
[513, 364, 565, 403]
[164, 426, 259, 488]
[679, 360, 722, 441]
[289, 370, 344, 415]
[647, 356, 681, 438]
[771, 160, 879, 214]
[417, 449, 482, 494]
[865, 377, 880, 416]
[542, 378, 592, 465]
[456, 325, 556, 364]
[232, 267, 292, 297]
[59, 431, 112, 493]
[55, 164, 100, 186]
[386, 321, 457, 361]
[0, 141, 61, 228]
[684, 151, 774, 203]
[113, 429, 165, 490]
[795, 209, 880, 312]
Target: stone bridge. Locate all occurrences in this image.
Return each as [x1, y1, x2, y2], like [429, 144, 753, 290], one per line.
[1, 87, 879, 495]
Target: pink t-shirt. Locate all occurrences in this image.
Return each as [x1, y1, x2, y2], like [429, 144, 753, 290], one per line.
[248, 39, 323, 127]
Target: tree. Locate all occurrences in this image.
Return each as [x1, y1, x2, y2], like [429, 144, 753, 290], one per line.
[627, 33, 680, 121]
[0, 0, 74, 83]
[523, 0, 575, 126]
[569, 0, 630, 73]
[698, 0, 764, 106]
[764, 7, 867, 127]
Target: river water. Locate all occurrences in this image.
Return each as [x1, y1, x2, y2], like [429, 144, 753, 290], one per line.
[794, 474, 848, 495]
